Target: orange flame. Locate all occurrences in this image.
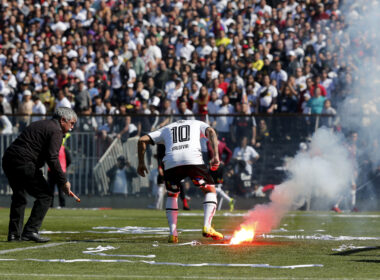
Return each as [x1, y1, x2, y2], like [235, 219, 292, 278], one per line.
[230, 223, 257, 245]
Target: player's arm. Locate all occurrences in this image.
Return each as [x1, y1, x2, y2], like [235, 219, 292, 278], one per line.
[205, 127, 220, 169]
[137, 134, 153, 177]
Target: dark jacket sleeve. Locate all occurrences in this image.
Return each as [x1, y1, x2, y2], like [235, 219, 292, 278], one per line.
[46, 130, 67, 188]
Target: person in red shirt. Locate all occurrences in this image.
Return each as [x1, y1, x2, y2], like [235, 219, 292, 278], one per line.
[310, 76, 327, 97]
[207, 134, 235, 211]
[48, 134, 72, 208]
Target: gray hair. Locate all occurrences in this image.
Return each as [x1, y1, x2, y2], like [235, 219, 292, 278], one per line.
[53, 107, 77, 121]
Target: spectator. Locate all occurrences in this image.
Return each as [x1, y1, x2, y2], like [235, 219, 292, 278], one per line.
[0, 93, 12, 114]
[75, 81, 92, 114]
[0, 107, 13, 135]
[55, 89, 72, 110]
[320, 99, 339, 130]
[17, 90, 34, 131]
[257, 75, 278, 113]
[48, 135, 72, 208]
[232, 136, 260, 176]
[307, 87, 326, 114]
[175, 99, 195, 121]
[215, 95, 234, 146]
[231, 103, 257, 147]
[107, 156, 137, 197]
[31, 95, 46, 123]
[92, 96, 106, 128]
[270, 61, 288, 93]
[193, 86, 209, 121]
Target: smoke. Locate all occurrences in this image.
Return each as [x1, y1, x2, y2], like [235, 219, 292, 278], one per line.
[337, 0, 380, 210]
[242, 128, 354, 235]
[239, 1, 380, 234]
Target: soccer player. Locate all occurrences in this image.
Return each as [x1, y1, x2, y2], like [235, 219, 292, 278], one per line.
[137, 119, 222, 243]
[207, 135, 235, 211]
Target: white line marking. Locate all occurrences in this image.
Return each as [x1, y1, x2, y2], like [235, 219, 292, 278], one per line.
[0, 242, 74, 255]
[1, 274, 369, 280]
[261, 234, 380, 241]
[0, 258, 323, 268]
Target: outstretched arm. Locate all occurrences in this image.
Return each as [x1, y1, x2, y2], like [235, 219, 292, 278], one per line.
[137, 135, 152, 177]
[205, 127, 220, 169]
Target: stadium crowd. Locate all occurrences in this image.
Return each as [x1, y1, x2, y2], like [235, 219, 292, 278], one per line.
[0, 0, 361, 177]
[0, 0, 352, 135]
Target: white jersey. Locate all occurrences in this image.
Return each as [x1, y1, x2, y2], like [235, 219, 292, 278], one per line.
[148, 120, 209, 170]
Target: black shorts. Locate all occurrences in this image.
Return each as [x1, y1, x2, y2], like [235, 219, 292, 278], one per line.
[164, 164, 214, 193]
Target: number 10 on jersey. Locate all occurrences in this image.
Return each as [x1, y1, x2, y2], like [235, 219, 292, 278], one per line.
[171, 125, 190, 143]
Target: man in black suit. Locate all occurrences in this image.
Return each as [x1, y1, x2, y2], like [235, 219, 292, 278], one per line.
[2, 107, 76, 243]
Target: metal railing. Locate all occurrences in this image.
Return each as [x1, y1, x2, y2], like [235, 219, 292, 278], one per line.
[0, 113, 339, 196]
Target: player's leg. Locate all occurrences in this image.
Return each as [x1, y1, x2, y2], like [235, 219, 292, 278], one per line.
[216, 184, 235, 211]
[351, 181, 358, 211]
[189, 165, 223, 240]
[213, 166, 234, 211]
[179, 180, 190, 210]
[155, 173, 165, 210]
[156, 184, 165, 210]
[164, 167, 185, 243]
[166, 189, 179, 243]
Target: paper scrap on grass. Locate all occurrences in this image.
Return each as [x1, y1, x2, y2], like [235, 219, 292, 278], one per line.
[88, 226, 200, 235]
[40, 231, 80, 234]
[83, 245, 155, 258]
[332, 244, 379, 252]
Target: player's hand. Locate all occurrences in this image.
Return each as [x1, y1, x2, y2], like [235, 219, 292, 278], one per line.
[62, 181, 71, 195]
[210, 157, 220, 171]
[137, 163, 149, 177]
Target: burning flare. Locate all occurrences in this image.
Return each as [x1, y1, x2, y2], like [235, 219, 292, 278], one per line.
[230, 223, 257, 245]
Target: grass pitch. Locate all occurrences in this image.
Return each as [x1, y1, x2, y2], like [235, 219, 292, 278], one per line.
[0, 208, 379, 279]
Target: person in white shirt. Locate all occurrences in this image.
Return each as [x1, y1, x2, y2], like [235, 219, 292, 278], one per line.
[196, 37, 212, 57]
[55, 89, 72, 110]
[137, 119, 222, 243]
[257, 74, 278, 113]
[178, 36, 195, 62]
[270, 61, 288, 92]
[0, 113, 13, 135]
[0, 93, 12, 114]
[31, 96, 46, 122]
[207, 90, 222, 126]
[232, 136, 260, 176]
[215, 95, 234, 144]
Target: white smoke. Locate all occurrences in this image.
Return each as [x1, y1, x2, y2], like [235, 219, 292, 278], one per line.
[237, 0, 380, 236]
[242, 128, 354, 235]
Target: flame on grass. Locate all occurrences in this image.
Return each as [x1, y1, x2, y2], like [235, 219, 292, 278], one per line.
[230, 222, 258, 245]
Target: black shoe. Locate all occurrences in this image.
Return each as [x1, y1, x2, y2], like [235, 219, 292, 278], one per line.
[21, 232, 50, 243]
[7, 234, 21, 242]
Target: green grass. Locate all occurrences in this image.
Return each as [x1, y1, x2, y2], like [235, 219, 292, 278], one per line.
[0, 208, 379, 279]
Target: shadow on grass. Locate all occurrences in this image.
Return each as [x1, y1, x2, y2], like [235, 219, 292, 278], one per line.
[353, 260, 380, 263]
[331, 246, 380, 256]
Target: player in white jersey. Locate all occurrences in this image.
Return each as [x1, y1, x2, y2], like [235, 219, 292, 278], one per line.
[137, 119, 222, 243]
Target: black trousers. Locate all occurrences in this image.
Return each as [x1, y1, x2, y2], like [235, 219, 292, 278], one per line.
[2, 157, 53, 237]
[48, 172, 66, 207]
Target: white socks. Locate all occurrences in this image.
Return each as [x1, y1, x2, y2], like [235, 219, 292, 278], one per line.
[155, 184, 165, 209]
[203, 192, 217, 229]
[166, 196, 178, 236]
[215, 184, 232, 202]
